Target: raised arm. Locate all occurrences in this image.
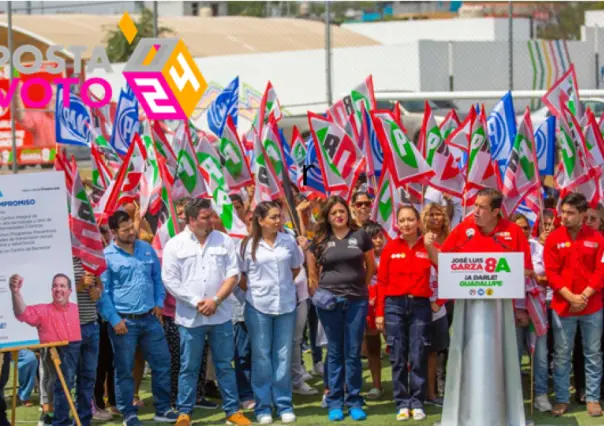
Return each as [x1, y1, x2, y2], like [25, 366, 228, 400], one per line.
[9, 274, 26, 317]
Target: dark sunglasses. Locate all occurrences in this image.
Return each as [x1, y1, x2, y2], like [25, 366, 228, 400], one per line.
[355, 201, 372, 208]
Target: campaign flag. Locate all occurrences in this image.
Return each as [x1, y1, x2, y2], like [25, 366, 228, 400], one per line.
[584, 110, 604, 171]
[556, 104, 600, 205]
[139, 133, 162, 217]
[90, 99, 115, 143]
[371, 110, 434, 188]
[253, 81, 282, 137]
[446, 107, 474, 152]
[464, 108, 501, 206]
[361, 105, 384, 179]
[533, 116, 556, 175]
[54, 147, 74, 193]
[487, 91, 517, 177]
[278, 127, 298, 184]
[217, 116, 253, 190]
[542, 63, 582, 118]
[55, 84, 92, 146]
[501, 108, 541, 216]
[290, 126, 307, 186]
[116, 133, 146, 206]
[252, 130, 284, 207]
[371, 166, 402, 240]
[195, 135, 247, 238]
[419, 103, 464, 198]
[172, 121, 208, 200]
[152, 156, 179, 259]
[150, 119, 178, 182]
[440, 110, 461, 139]
[349, 75, 377, 131]
[308, 112, 366, 201]
[69, 163, 107, 275]
[207, 76, 239, 138]
[89, 143, 113, 205]
[303, 136, 327, 198]
[110, 86, 140, 155]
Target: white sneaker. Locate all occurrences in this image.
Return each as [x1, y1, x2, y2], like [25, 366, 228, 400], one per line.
[534, 394, 553, 412]
[321, 393, 328, 408]
[293, 382, 319, 396]
[396, 408, 410, 421]
[412, 408, 426, 421]
[258, 414, 273, 425]
[302, 371, 313, 381]
[311, 362, 324, 376]
[241, 400, 256, 410]
[281, 412, 296, 424]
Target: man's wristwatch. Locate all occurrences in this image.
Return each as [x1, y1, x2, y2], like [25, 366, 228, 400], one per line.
[212, 295, 222, 306]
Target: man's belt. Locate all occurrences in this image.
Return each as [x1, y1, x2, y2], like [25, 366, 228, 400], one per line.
[118, 309, 153, 320]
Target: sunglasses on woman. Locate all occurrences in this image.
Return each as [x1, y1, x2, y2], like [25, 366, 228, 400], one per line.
[355, 201, 372, 208]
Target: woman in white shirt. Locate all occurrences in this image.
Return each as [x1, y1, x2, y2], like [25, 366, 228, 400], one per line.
[239, 201, 304, 425]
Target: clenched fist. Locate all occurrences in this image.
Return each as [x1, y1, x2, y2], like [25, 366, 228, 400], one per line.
[9, 274, 23, 293]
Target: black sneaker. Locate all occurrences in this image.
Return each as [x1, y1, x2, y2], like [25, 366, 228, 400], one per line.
[38, 413, 53, 426]
[195, 398, 218, 409]
[203, 381, 221, 399]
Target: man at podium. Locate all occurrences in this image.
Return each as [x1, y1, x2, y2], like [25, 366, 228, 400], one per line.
[425, 188, 534, 426]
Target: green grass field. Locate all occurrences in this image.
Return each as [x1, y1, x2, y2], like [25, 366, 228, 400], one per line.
[4, 353, 603, 425]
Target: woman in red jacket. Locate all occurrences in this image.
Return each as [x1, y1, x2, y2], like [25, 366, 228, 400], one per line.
[375, 205, 438, 422]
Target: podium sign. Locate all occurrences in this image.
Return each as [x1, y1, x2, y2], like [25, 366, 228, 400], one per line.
[438, 252, 525, 299]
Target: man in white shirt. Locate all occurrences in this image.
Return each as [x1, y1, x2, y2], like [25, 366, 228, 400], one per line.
[162, 199, 251, 426]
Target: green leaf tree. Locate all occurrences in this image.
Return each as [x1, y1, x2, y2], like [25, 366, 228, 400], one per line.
[104, 7, 174, 63]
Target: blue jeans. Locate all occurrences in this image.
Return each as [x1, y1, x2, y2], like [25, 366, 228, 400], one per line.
[17, 350, 38, 402]
[552, 309, 603, 403]
[109, 315, 171, 418]
[177, 321, 239, 416]
[54, 322, 100, 426]
[245, 304, 296, 418]
[233, 322, 254, 402]
[384, 296, 431, 411]
[316, 297, 368, 411]
[516, 326, 549, 396]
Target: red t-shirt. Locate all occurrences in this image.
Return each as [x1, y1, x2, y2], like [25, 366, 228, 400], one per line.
[544, 224, 604, 317]
[440, 216, 533, 269]
[375, 236, 433, 317]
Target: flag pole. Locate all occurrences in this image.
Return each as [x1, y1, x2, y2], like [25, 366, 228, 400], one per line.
[530, 350, 534, 417]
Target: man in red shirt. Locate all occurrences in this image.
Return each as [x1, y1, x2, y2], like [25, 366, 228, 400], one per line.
[426, 188, 532, 426]
[544, 193, 604, 418]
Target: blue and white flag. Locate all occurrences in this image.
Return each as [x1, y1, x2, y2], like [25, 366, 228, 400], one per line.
[110, 86, 140, 155]
[304, 136, 326, 196]
[207, 77, 239, 138]
[54, 84, 92, 146]
[534, 115, 556, 176]
[487, 91, 517, 178]
[362, 107, 384, 179]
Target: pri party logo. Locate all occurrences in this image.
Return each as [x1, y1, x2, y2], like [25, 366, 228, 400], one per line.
[119, 12, 207, 120]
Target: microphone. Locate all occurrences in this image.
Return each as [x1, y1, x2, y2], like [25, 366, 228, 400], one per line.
[452, 228, 476, 253]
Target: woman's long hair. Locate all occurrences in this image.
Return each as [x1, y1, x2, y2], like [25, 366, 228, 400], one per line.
[420, 203, 450, 239]
[313, 195, 358, 264]
[241, 201, 281, 262]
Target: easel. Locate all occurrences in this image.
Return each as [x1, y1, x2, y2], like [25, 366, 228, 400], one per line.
[0, 342, 81, 426]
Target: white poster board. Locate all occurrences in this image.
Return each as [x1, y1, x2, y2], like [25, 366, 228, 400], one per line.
[0, 172, 77, 350]
[438, 252, 525, 299]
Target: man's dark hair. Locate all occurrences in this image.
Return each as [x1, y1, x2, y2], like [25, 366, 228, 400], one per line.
[477, 188, 503, 210]
[108, 210, 132, 231]
[52, 273, 72, 290]
[561, 192, 588, 213]
[363, 220, 385, 238]
[184, 198, 213, 223]
[175, 197, 192, 209]
[229, 194, 243, 205]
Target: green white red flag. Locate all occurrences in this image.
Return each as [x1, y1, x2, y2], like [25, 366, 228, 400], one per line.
[349, 75, 376, 130]
[69, 161, 107, 275]
[152, 156, 179, 259]
[308, 112, 366, 201]
[172, 121, 208, 200]
[150, 119, 177, 184]
[501, 108, 541, 216]
[217, 116, 253, 190]
[556, 103, 601, 205]
[90, 143, 113, 205]
[290, 126, 307, 187]
[196, 135, 247, 238]
[419, 102, 464, 198]
[253, 81, 282, 138]
[371, 166, 402, 240]
[252, 124, 284, 207]
[370, 109, 434, 188]
[116, 133, 146, 206]
[542, 64, 582, 118]
[446, 107, 474, 153]
[139, 133, 162, 217]
[463, 107, 501, 207]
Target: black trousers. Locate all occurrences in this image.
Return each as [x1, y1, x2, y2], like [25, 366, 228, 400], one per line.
[94, 320, 116, 408]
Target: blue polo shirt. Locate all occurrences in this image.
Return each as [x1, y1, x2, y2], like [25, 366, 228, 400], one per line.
[98, 240, 165, 327]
